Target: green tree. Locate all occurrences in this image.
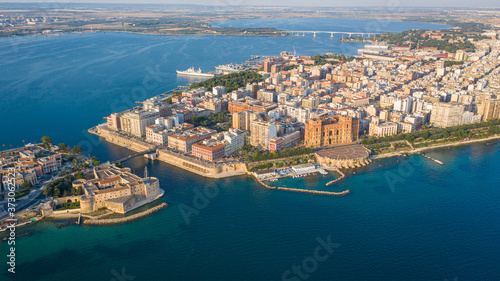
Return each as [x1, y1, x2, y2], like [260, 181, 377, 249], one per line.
[20, 182, 33, 189]
[421, 131, 430, 140]
[41, 136, 53, 146]
[58, 143, 69, 152]
[72, 145, 83, 155]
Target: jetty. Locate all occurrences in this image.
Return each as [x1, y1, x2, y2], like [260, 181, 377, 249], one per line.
[421, 153, 444, 165]
[1, 231, 32, 242]
[325, 169, 346, 186]
[83, 203, 167, 226]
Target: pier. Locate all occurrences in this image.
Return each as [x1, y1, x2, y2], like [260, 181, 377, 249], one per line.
[83, 203, 167, 226]
[325, 169, 346, 186]
[420, 154, 444, 165]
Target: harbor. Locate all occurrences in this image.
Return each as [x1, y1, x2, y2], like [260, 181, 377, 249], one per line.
[253, 163, 351, 197]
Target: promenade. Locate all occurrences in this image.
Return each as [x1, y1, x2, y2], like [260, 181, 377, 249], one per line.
[371, 134, 500, 160]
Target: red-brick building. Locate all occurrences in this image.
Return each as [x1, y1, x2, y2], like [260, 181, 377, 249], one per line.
[192, 141, 225, 162]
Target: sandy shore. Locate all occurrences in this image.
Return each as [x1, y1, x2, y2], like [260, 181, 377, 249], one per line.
[371, 134, 500, 160]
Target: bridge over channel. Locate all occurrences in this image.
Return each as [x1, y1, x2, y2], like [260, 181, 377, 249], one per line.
[111, 148, 157, 165]
[286, 30, 381, 37]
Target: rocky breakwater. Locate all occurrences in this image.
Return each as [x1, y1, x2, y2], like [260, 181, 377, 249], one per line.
[83, 203, 167, 226]
[255, 176, 350, 196]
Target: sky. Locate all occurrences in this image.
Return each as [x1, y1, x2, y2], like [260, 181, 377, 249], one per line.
[0, 0, 498, 8]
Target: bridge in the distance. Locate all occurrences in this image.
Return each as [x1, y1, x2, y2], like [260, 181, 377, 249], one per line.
[286, 30, 381, 37]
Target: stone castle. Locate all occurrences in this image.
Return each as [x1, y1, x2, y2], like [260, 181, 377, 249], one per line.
[73, 165, 164, 213]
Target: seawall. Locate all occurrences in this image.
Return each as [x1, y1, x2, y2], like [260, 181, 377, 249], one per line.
[90, 125, 154, 152]
[157, 149, 247, 178]
[83, 203, 167, 225]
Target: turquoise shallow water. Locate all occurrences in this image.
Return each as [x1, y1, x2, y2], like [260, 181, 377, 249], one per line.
[1, 140, 500, 281]
[3, 18, 497, 281]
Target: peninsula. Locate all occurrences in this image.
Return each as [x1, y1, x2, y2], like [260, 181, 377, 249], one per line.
[89, 19, 500, 193]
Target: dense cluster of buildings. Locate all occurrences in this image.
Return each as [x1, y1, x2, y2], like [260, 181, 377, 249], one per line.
[0, 145, 62, 191]
[102, 38, 500, 164]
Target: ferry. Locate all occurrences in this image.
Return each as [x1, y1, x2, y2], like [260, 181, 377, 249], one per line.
[176, 66, 215, 78]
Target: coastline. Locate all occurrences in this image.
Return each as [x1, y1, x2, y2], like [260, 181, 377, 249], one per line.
[370, 134, 500, 160]
[90, 125, 248, 178]
[1, 29, 288, 39]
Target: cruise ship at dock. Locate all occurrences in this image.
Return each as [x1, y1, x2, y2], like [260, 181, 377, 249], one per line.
[176, 66, 215, 77]
[215, 63, 248, 74]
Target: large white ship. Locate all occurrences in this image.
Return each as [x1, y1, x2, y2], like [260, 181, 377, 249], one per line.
[176, 66, 215, 77]
[215, 63, 247, 74]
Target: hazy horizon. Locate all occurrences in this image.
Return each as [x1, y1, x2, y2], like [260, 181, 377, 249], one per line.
[0, 0, 498, 8]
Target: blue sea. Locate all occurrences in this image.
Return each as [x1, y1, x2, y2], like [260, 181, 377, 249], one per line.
[3, 18, 498, 281]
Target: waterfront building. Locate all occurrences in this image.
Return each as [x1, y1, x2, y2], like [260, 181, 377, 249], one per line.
[369, 116, 398, 137]
[106, 112, 123, 131]
[192, 140, 226, 162]
[478, 99, 500, 121]
[221, 129, 245, 156]
[120, 110, 159, 137]
[304, 115, 359, 148]
[36, 154, 62, 174]
[460, 111, 482, 125]
[145, 124, 174, 146]
[396, 121, 414, 134]
[292, 163, 316, 173]
[282, 130, 301, 149]
[269, 137, 285, 152]
[167, 127, 216, 153]
[430, 102, 465, 128]
[250, 120, 277, 149]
